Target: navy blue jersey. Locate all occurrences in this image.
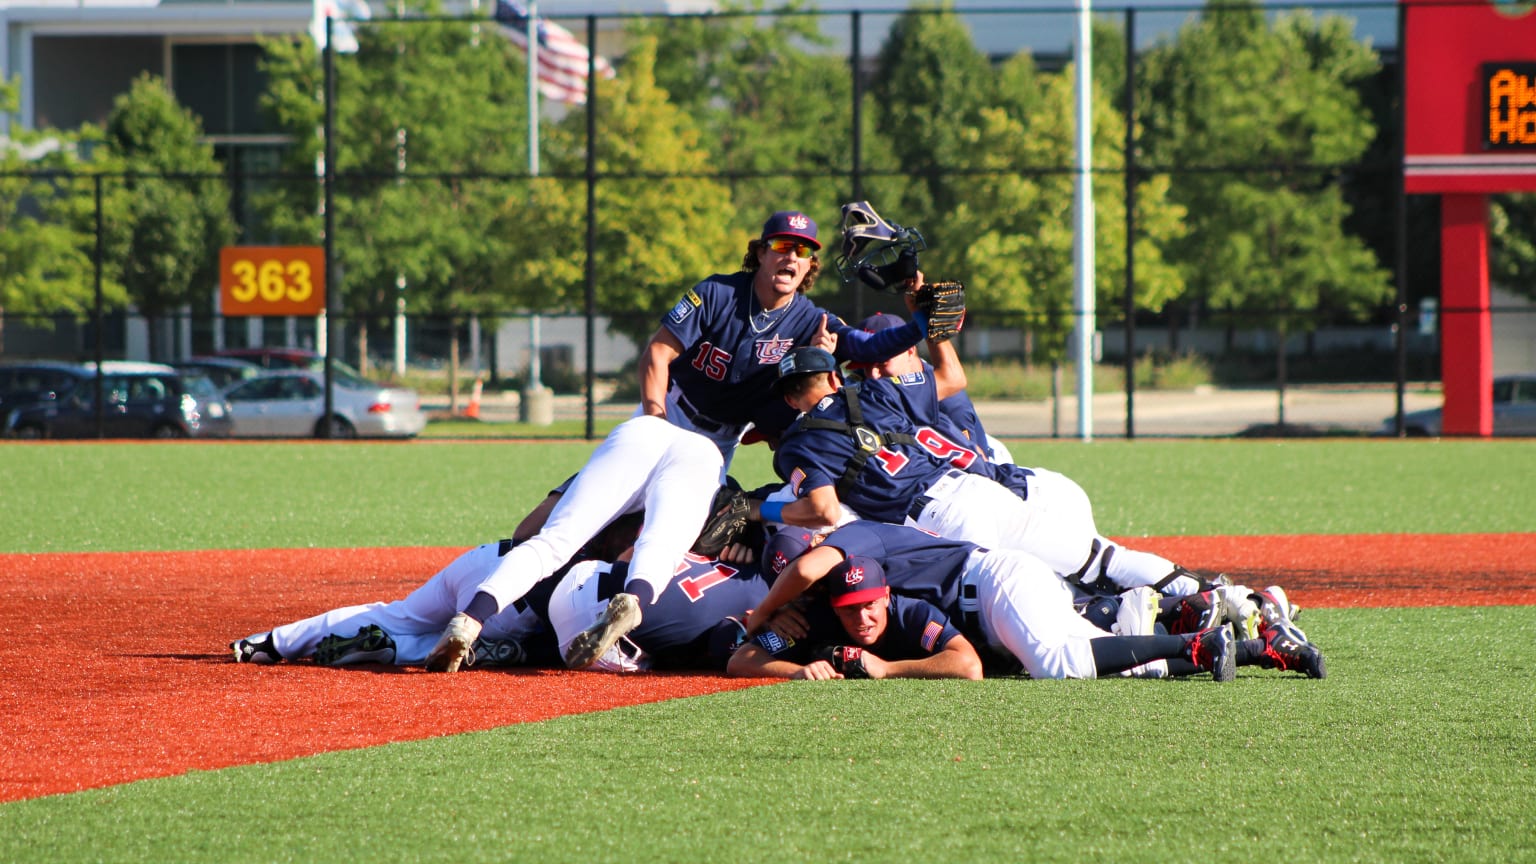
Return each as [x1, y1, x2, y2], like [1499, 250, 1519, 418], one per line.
[662, 273, 921, 430]
[939, 390, 996, 461]
[819, 521, 978, 611]
[747, 593, 961, 664]
[773, 373, 987, 523]
[631, 552, 769, 668]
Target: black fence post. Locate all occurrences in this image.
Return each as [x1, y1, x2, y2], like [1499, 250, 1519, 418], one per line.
[1123, 8, 1137, 440]
[323, 19, 338, 438]
[584, 14, 599, 441]
[94, 174, 105, 439]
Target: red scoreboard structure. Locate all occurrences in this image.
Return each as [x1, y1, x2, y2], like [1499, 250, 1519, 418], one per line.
[1403, 0, 1536, 435]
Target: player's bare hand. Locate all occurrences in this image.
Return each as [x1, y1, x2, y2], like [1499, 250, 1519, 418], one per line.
[858, 652, 890, 680]
[719, 542, 755, 565]
[902, 271, 926, 310]
[813, 314, 838, 354]
[765, 605, 809, 641]
[794, 661, 843, 681]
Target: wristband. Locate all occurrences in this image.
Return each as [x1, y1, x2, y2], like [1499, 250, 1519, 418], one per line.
[759, 501, 786, 523]
[913, 312, 929, 338]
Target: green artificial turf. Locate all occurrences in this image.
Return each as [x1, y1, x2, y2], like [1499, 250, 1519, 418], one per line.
[2, 607, 1531, 863]
[1, 439, 1530, 552]
[2, 438, 1531, 863]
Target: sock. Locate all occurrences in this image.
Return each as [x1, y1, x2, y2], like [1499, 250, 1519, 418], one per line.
[1165, 658, 1201, 677]
[463, 591, 498, 624]
[1237, 638, 1264, 667]
[1090, 634, 1188, 676]
[625, 580, 656, 607]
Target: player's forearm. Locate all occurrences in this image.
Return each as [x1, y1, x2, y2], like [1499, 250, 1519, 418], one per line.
[836, 321, 923, 364]
[726, 645, 802, 679]
[754, 495, 838, 528]
[928, 339, 967, 401]
[881, 645, 983, 680]
[638, 331, 681, 417]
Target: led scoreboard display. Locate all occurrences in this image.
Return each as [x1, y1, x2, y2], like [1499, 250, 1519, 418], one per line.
[1484, 62, 1536, 150]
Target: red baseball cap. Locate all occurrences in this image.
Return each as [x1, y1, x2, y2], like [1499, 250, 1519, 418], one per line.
[826, 556, 889, 607]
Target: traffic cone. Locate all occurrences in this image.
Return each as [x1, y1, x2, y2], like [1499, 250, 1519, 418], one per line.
[465, 378, 483, 419]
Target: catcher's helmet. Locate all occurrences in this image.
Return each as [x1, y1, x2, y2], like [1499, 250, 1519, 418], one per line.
[834, 201, 927, 293]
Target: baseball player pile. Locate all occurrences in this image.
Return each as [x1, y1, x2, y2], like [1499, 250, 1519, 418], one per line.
[232, 201, 1326, 684]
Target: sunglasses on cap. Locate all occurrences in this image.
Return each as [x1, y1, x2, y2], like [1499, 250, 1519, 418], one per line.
[767, 239, 815, 259]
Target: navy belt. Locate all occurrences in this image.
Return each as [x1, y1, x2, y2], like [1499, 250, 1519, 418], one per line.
[676, 393, 731, 435]
[908, 495, 934, 522]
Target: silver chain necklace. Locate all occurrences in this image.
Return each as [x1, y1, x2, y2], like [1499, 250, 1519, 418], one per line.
[749, 292, 795, 335]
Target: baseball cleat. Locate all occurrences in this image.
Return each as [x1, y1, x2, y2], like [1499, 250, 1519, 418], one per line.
[564, 592, 643, 670]
[1260, 621, 1326, 679]
[1253, 585, 1305, 640]
[1190, 624, 1236, 683]
[232, 632, 281, 664]
[424, 612, 483, 673]
[1218, 584, 1262, 641]
[1112, 586, 1159, 637]
[471, 637, 527, 668]
[315, 625, 397, 667]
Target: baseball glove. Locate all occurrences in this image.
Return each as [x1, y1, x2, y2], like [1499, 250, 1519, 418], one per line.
[691, 485, 753, 559]
[812, 645, 870, 679]
[914, 280, 965, 343]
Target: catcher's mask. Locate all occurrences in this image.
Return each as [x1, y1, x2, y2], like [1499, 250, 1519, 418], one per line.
[834, 201, 927, 293]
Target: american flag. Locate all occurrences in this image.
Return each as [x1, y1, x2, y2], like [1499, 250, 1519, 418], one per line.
[492, 0, 615, 106]
[310, 0, 371, 54]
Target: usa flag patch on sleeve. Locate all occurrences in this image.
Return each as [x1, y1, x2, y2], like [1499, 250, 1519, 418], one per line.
[669, 288, 703, 324]
[921, 620, 944, 652]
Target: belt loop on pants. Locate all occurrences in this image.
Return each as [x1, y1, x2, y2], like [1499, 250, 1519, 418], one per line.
[958, 547, 988, 632]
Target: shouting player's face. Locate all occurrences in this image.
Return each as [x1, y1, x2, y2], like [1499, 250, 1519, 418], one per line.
[756, 239, 813, 302]
[833, 594, 889, 647]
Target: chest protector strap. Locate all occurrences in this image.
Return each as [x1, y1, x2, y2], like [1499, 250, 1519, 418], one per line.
[795, 383, 919, 498]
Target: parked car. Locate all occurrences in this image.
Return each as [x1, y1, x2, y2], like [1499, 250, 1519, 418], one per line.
[1379, 374, 1536, 436]
[0, 360, 89, 420]
[222, 369, 426, 438]
[3, 361, 233, 439]
[213, 347, 363, 376]
[172, 356, 264, 391]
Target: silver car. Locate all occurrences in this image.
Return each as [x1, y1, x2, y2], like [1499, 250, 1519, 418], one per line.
[1380, 374, 1536, 436]
[224, 369, 427, 439]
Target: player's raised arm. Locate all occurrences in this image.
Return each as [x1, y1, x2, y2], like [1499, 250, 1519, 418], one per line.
[828, 312, 923, 364]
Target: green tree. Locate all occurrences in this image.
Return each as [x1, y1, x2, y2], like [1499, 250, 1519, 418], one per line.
[943, 45, 1186, 363]
[867, 2, 997, 247]
[102, 73, 235, 361]
[1491, 194, 1536, 300]
[1138, 1, 1391, 349]
[0, 77, 121, 352]
[634, 0, 906, 314]
[520, 37, 735, 346]
[257, 2, 530, 369]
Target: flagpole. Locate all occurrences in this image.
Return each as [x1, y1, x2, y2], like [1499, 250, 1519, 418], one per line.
[526, 1, 544, 396]
[1072, 0, 1095, 441]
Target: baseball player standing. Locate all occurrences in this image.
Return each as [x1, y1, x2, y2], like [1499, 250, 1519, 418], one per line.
[637, 210, 934, 465]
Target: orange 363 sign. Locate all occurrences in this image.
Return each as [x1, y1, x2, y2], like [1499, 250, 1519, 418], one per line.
[219, 246, 325, 316]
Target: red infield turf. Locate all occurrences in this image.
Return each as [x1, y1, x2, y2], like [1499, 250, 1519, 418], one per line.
[2, 533, 1533, 804]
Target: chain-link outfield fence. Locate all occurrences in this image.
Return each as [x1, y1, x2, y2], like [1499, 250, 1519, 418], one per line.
[3, 2, 1533, 437]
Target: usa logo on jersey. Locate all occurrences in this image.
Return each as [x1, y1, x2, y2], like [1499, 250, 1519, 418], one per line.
[669, 288, 703, 324]
[754, 336, 793, 365]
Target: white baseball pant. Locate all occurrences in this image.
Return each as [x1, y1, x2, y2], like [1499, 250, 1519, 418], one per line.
[964, 547, 1114, 679]
[473, 415, 723, 613]
[544, 560, 650, 673]
[267, 542, 543, 664]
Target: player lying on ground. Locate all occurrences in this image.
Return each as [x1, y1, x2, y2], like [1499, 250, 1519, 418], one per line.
[230, 523, 769, 674]
[739, 521, 1325, 681]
